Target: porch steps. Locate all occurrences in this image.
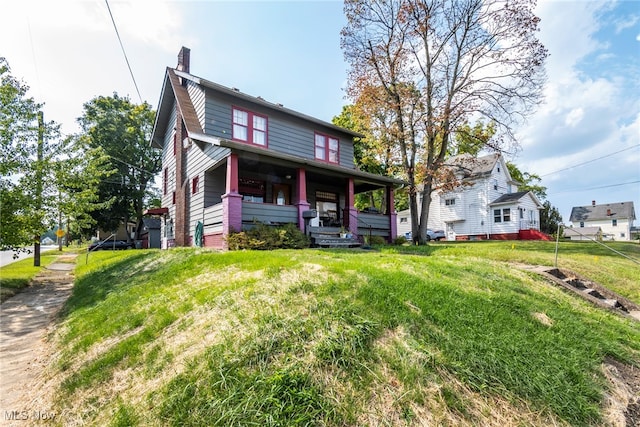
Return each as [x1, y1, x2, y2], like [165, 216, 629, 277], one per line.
[313, 237, 362, 248]
[308, 226, 362, 248]
[519, 229, 553, 241]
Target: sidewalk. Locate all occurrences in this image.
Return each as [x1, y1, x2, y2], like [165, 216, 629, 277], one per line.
[0, 254, 76, 425]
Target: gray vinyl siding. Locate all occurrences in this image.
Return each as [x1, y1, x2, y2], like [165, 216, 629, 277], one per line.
[202, 89, 356, 169]
[358, 213, 390, 238]
[185, 141, 230, 239]
[204, 166, 226, 208]
[203, 203, 224, 234]
[242, 202, 299, 226]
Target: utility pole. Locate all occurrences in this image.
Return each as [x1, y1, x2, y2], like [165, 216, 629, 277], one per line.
[58, 191, 63, 252]
[33, 111, 44, 267]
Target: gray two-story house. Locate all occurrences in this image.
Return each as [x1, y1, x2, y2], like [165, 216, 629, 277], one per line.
[150, 47, 402, 249]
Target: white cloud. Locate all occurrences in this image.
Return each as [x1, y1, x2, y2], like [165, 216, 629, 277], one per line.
[514, 1, 639, 219]
[107, 1, 194, 52]
[614, 14, 639, 33]
[564, 108, 584, 127]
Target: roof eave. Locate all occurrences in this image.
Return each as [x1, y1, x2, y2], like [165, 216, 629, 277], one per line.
[188, 132, 405, 187]
[174, 69, 364, 139]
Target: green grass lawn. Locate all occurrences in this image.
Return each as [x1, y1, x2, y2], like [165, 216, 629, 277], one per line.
[0, 251, 61, 302]
[49, 242, 639, 426]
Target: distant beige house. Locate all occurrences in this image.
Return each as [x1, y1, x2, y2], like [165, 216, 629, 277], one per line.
[563, 226, 601, 241]
[569, 201, 636, 241]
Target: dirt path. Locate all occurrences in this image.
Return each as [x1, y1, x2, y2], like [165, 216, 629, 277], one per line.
[0, 254, 76, 425]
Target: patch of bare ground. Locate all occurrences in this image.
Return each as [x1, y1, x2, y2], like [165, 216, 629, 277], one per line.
[0, 256, 76, 427]
[602, 358, 640, 427]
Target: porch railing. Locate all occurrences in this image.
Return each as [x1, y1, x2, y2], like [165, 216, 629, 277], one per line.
[242, 202, 298, 227]
[520, 220, 540, 231]
[346, 210, 392, 242]
[203, 203, 224, 233]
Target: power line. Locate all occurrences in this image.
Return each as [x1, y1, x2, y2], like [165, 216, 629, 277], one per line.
[549, 180, 640, 195]
[105, 0, 143, 103]
[109, 156, 157, 176]
[541, 144, 640, 177]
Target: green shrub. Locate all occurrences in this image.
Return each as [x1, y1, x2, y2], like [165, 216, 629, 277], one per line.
[226, 222, 310, 250]
[393, 235, 408, 245]
[368, 235, 387, 246]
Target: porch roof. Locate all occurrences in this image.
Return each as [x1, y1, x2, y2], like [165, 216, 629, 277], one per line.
[490, 191, 543, 208]
[189, 132, 406, 191]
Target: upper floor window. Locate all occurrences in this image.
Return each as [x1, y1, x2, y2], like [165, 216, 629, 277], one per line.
[612, 219, 617, 227]
[314, 133, 339, 164]
[400, 217, 408, 223]
[232, 107, 267, 147]
[445, 198, 455, 206]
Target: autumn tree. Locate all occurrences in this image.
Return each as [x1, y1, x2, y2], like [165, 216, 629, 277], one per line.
[77, 94, 159, 240]
[342, 0, 548, 244]
[451, 120, 497, 157]
[333, 103, 405, 213]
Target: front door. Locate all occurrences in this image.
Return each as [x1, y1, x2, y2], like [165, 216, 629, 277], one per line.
[446, 223, 456, 241]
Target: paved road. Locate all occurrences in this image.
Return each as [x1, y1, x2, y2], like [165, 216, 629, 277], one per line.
[0, 246, 59, 268]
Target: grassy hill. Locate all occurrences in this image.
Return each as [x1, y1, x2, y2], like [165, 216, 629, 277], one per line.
[46, 241, 639, 426]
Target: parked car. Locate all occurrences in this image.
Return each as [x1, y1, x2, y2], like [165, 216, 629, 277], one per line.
[404, 229, 446, 241]
[88, 240, 134, 251]
[427, 229, 446, 241]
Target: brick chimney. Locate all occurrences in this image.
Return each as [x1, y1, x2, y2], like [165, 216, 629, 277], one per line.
[173, 47, 190, 246]
[177, 46, 190, 73]
[592, 200, 596, 207]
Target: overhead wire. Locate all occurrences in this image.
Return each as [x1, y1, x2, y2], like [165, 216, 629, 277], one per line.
[105, 0, 143, 103]
[541, 144, 640, 177]
[549, 180, 640, 195]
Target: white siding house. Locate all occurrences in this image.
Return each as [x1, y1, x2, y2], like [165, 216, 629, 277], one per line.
[397, 153, 546, 241]
[569, 201, 636, 241]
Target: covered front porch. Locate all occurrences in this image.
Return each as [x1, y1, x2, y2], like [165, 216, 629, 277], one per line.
[197, 147, 402, 248]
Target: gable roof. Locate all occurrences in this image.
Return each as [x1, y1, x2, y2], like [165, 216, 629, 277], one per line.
[569, 201, 636, 222]
[151, 67, 362, 148]
[444, 153, 517, 184]
[490, 190, 543, 208]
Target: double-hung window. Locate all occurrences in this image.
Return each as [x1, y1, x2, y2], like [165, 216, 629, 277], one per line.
[314, 133, 339, 164]
[494, 208, 511, 223]
[232, 107, 267, 147]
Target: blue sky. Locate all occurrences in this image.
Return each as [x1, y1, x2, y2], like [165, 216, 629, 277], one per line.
[1, 0, 638, 224]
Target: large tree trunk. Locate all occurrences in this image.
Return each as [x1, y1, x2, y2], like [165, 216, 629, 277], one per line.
[408, 184, 420, 245]
[418, 178, 434, 245]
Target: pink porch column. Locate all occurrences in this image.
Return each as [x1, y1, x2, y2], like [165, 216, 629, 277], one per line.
[388, 186, 397, 241]
[295, 168, 310, 232]
[345, 178, 358, 234]
[222, 153, 242, 238]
